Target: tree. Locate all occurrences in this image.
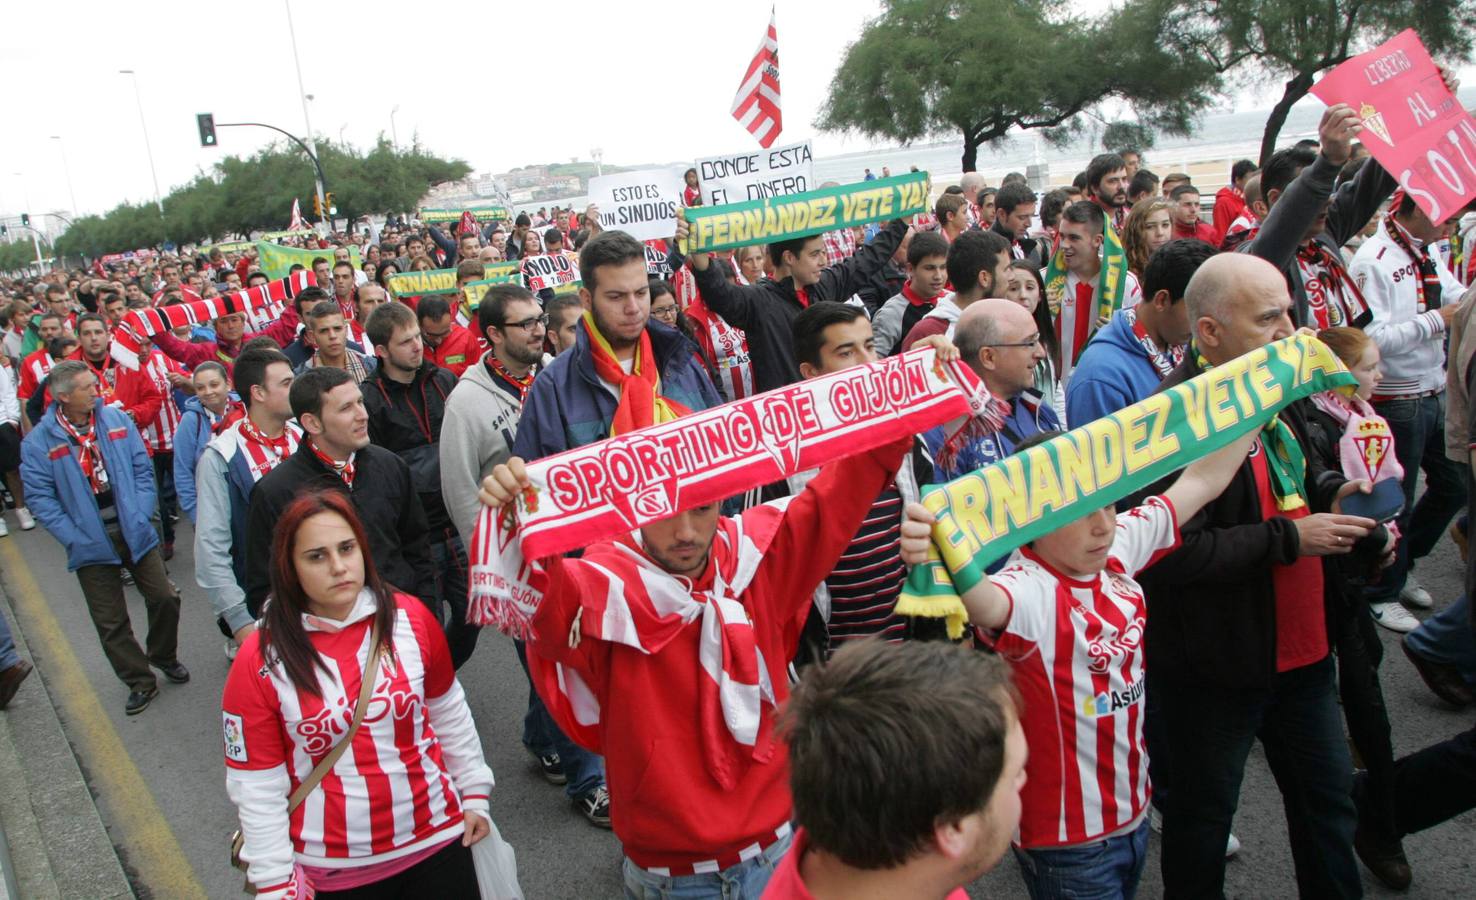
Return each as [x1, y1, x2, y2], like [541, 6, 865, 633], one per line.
[1167, 0, 1476, 167]
[817, 0, 1222, 172]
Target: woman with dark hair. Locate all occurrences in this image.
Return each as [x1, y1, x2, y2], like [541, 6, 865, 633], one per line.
[1006, 260, 1062, 415]
[374, 260, 401, 294]
[649, 278, 724, 393]
[682, 167, 702, 207]
[223, 491, 495, 899]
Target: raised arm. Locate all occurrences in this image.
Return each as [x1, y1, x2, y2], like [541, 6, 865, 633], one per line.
[813, 219, 908, 303]
[1243, 104, 1359, 273]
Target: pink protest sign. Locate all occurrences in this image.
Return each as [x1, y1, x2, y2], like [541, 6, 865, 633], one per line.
[1310, 28, 1476, 224]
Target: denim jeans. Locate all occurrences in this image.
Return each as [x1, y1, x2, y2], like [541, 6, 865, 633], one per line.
[512, 638, 605, 798]
[151, 451, 176, 546]
[1158, 657, 1359, 899]
[621, 832, 791, 900]
[428, 531, 479, 669]
[1406, 593, 1476, 685]
[1368, 394, 1467, 602]
[1013, 817, 1150, 900]
[0, 607, 20, 670]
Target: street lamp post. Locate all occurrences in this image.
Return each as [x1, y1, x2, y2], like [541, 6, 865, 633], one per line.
[390, 105, 400, 151]
[49, 136, 80, 215]
[283, 0, 327, 226]
[118, 70, 164, 213]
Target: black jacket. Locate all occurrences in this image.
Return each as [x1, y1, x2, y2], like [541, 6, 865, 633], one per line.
[1241, 151, 1394, 328]
[1303, 403, 1395, 621]
[244, 442, 436, 613]
[1134, 355, 1347, 690]
[361, 361, 458, 532]
[691, 218, 910, 393]
[991, 220, 1043, 268]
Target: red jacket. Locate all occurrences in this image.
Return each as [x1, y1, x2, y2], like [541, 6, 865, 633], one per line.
[423, 324, 480, 377]
[1212, 186, 1248, 239]
[528, 439, 909, 871]
[1173, 219, 1220, 246]
[63, 352, 163, 433]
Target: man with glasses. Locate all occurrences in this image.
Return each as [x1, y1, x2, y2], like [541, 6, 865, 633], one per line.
[921, 298, 1060, 480]
[417, 296, 479, 377]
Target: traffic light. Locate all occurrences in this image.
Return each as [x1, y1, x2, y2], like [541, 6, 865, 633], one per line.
[325, 193, 335, 215]
[313, 194, 323, 216]
[19, 214, 28, 227]
[197, 113, 217, 147]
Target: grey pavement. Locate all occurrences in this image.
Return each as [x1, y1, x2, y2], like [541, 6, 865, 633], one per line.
[0, 504, 1473, 899]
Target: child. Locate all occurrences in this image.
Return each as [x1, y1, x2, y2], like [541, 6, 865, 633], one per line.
[900, 430, 1256, 898]
[872, 231, 950, 357]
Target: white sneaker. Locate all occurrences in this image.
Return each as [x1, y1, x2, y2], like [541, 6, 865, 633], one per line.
[14, 507, 33, 531]
[1371, 601, 1421, 633]
[1399, 577, 1434, 609]
[224, 640, 238, 661]
[0, 517, 10, 537]
[1148, 807, 1240, 857]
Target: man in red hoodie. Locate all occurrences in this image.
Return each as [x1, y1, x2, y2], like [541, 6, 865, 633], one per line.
[1213, 159, 1259, 238]
[1170, 184, 1220, 245]
[479, 436, 914, 897]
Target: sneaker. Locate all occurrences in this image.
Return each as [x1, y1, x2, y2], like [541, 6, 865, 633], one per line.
[14, 507, 33, 531]
[1370, 601, 1420, 633]
[1354, 826, 1412, 890]
[1399, 578, 1434, 609]
[1402, 638, 1475, 707]
[575, 785, 611, 828]
[0, 517, 10, 538]
[1148, 807, 1240, 858]
[224, 640, 238, 662]
[120, 569, 134, 587]
[125, 687, 159, 715]
[527, 748, 567, 785]
[157, 662, 190, 684]
[0, 660, 33, 709]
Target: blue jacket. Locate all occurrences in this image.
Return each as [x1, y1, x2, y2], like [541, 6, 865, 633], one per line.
[172, 393, 240, 523]
[21, 401, 159, 571]
[920, 391, 1060, 482]
[1065, 310, 1166, 427]
[513, 321, 722, 461]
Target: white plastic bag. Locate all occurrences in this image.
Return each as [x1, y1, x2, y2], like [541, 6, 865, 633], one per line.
[471, 820, 524, 899]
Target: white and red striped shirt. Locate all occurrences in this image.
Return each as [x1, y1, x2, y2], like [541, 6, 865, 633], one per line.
[990, 495, 1179, 849]
[138, 350, 186, 452]
[223, 591, 493, 896]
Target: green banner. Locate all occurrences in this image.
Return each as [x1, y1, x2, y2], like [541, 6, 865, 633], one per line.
[386, 268, 463, 297]
[679, 171, 931, 254]
[254, 240, 360, 280]
[905, 333, 1355, 602]
[204, 239, 254, 255]
[419, 207, 510, 225]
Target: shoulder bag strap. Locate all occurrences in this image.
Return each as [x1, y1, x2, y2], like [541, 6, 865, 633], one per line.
[284, 616, 384, 814]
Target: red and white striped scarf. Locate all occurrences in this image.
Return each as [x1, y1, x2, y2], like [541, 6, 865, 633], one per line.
[309, 440, 354, 486]
[537, 501, 790, 789]
[55, 409, 109, 494]
[233, 417, 302, 483]
[112, 271, 312, 368]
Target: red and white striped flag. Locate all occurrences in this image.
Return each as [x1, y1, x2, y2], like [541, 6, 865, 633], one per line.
[730, 9, 781, 148]
[288, 197, 306, 231]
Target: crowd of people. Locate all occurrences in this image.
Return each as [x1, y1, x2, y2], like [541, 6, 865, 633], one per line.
[1, 94, 1475, 899]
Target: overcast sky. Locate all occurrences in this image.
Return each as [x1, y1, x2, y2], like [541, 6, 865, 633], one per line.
[2, 0, 1469, 221]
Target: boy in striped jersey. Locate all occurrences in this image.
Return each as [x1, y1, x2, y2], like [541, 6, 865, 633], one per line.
[900, 430, 1255, 897]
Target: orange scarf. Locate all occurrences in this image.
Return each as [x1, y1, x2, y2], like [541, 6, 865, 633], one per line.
[583, 312, 690, 435]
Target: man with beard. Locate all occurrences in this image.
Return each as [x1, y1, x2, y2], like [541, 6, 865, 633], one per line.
[1087, 153, 1130, 230]
[899, 230, 1012, 352]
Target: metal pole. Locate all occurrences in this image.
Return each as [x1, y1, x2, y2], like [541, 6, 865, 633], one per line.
[390, 106, 399, 151]
[49, 136, 80, 215]
[118, 70, 163, 213]
[283, 0, 326, 226]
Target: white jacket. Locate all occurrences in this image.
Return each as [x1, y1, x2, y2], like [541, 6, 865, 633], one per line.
[1352, 221, 1466, 396]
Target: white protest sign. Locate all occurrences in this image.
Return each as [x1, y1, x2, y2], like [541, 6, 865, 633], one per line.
[521, 253, 579, 293]
[589, 167, 686, 242]
[697, 139, 814, 206]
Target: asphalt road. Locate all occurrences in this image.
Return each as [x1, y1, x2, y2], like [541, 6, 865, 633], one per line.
[2, 503, 1473, 899]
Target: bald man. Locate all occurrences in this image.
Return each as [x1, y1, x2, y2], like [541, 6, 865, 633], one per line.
[920, 298, 1059, 480]
[1134, 252, 1375, 897]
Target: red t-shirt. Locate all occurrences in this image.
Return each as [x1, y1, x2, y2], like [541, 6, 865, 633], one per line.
[1250, 440, 1328, 671]
[762, 828, 969, 899]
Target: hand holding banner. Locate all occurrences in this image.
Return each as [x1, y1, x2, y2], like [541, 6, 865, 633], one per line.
[467, 346, 989, 637]
[679, 171, 931, 254]
[898, 333, 1356, 636]
[1310, 29, 1476, 224]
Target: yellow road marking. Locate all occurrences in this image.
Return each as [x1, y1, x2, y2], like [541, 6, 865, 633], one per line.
[0, 540, 207, 899]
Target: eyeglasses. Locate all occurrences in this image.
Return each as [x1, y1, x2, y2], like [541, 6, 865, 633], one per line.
[650, 305, 680, 320]
[500, 314, 549, 331]
[984, 334, 1043, 349]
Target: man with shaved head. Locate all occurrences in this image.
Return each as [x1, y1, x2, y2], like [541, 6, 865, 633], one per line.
[1136, 251, 1374, 897]
[920, 298, 1059, 480]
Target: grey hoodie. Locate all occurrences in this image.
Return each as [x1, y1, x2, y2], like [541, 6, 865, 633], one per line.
[439, 351, 527, 543]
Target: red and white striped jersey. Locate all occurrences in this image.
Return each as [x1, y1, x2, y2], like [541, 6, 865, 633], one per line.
[138, 350, 186, 452]
[17, 350, 53, 401]
[223, 592, 493, 888]
[990, 495, 1179, 849]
